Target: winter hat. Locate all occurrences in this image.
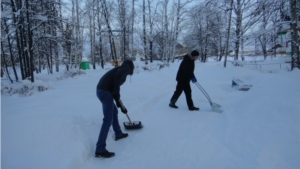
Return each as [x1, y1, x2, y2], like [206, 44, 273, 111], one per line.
[191, 50, 199, 56]
[122, 60, 134, 75]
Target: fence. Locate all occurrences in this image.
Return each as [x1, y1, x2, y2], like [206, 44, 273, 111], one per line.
[241, 63, 292, 71]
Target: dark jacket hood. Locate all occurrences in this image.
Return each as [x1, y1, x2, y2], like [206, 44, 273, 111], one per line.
[122, 60, 134, 75]
[185, 54, 193, 61]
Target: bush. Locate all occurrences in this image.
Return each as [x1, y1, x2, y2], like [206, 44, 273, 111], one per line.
[57, 69, 86, 80]
[1, 79, 53, 96]
[134, 61, 169, 73]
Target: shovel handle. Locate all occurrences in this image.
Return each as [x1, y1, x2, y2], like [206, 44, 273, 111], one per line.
[119, 100, 133, 124]
[125, 113, 133, 124]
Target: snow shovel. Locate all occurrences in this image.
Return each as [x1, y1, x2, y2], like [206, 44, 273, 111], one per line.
[123, 114, 143, 129]
[194, 82, 223, 113]
[119, 100, 143, 129]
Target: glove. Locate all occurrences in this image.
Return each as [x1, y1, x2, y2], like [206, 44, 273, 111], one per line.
[113, 94, 128, 114]
[113, 94, 121, 108]
[118, 99, 128, 114]
[120, 105, 128, 114]
[191, 77, 197, 83]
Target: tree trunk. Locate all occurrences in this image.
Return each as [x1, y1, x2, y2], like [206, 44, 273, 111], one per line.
[234, 0, 242, 61]
[1, 4, 19, 82]
[171, 0, 181, 63]
[143, 0, 148, 64]
[1, 43, 13, 83]
[101, 0, 117, 66]
[241, 33, 244, 61]
[224, 0, 234, 68]
[131, 0, 135, 58]
[121, 0, 126, 60]
[25, 0, 35, 82]
[96, 1, 104, 68]
[147, 0, 153, 62]
[164, 0, 169, 62]
[290, 0, 300, 70]
[11, 0, 25, 80]
[262, 2, 268, 60]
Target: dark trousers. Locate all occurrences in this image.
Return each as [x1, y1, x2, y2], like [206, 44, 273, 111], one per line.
[170, 81, 194, 108]
[95, 89, 123, 153]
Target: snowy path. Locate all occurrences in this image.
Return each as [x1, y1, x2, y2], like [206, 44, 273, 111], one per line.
[86, 68, 228, 169]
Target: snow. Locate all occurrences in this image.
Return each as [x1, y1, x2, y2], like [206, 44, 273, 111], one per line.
[21, 80, 32, 87]
[82, 57, 89, 62]
[33, 80, 44, 87]
[1, 57, 300, 169]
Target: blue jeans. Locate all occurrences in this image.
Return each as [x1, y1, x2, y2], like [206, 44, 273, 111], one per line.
[95, 90, 123, 153]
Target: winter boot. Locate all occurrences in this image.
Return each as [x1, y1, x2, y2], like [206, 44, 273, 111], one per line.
[95, 150, 115, 158]
[189, 106, 200, 111]
[115, 133, 128, 141]
[169, 102, 178, 109]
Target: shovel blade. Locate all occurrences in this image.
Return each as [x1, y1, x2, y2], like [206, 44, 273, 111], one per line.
[123, 121, 143, 129]
[211, 106, 223, 113]
[211, 102, 222, 108]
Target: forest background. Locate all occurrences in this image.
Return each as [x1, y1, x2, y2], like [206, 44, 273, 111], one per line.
[1, 0, 300, 83]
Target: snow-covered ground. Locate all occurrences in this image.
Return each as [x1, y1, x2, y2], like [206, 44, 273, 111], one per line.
[1, 57, 300, 169]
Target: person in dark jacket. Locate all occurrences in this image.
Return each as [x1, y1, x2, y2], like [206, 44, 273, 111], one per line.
[169, 50, 200, 111]
[95, 60, 134, 158]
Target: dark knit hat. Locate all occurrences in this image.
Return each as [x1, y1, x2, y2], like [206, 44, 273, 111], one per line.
[191, 50, 199, 56]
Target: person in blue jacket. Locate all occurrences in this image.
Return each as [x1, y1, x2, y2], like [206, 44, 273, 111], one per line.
[169, 50, 200, 111]
[95, 60, 134, 158]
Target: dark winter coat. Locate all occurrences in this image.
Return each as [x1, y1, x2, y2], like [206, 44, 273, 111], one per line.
[176, 54, 195, 83]
[97, 60, 134, 99]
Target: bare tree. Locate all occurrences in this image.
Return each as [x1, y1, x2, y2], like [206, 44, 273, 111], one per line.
[254, 0, 274, 60]
[101, 0, 118, 66]
[147, 0, 161, 63]
[232, 0, 260, 61]
[169, 0, 193, 62]
[116, 0, 127, 61]
[185, 1, 231, 64]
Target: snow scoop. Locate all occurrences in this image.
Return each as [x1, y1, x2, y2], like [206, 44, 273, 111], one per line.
[194, 82, 223, 113]
[119, 100, 143, 129]
[123, 114, 143, 129]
